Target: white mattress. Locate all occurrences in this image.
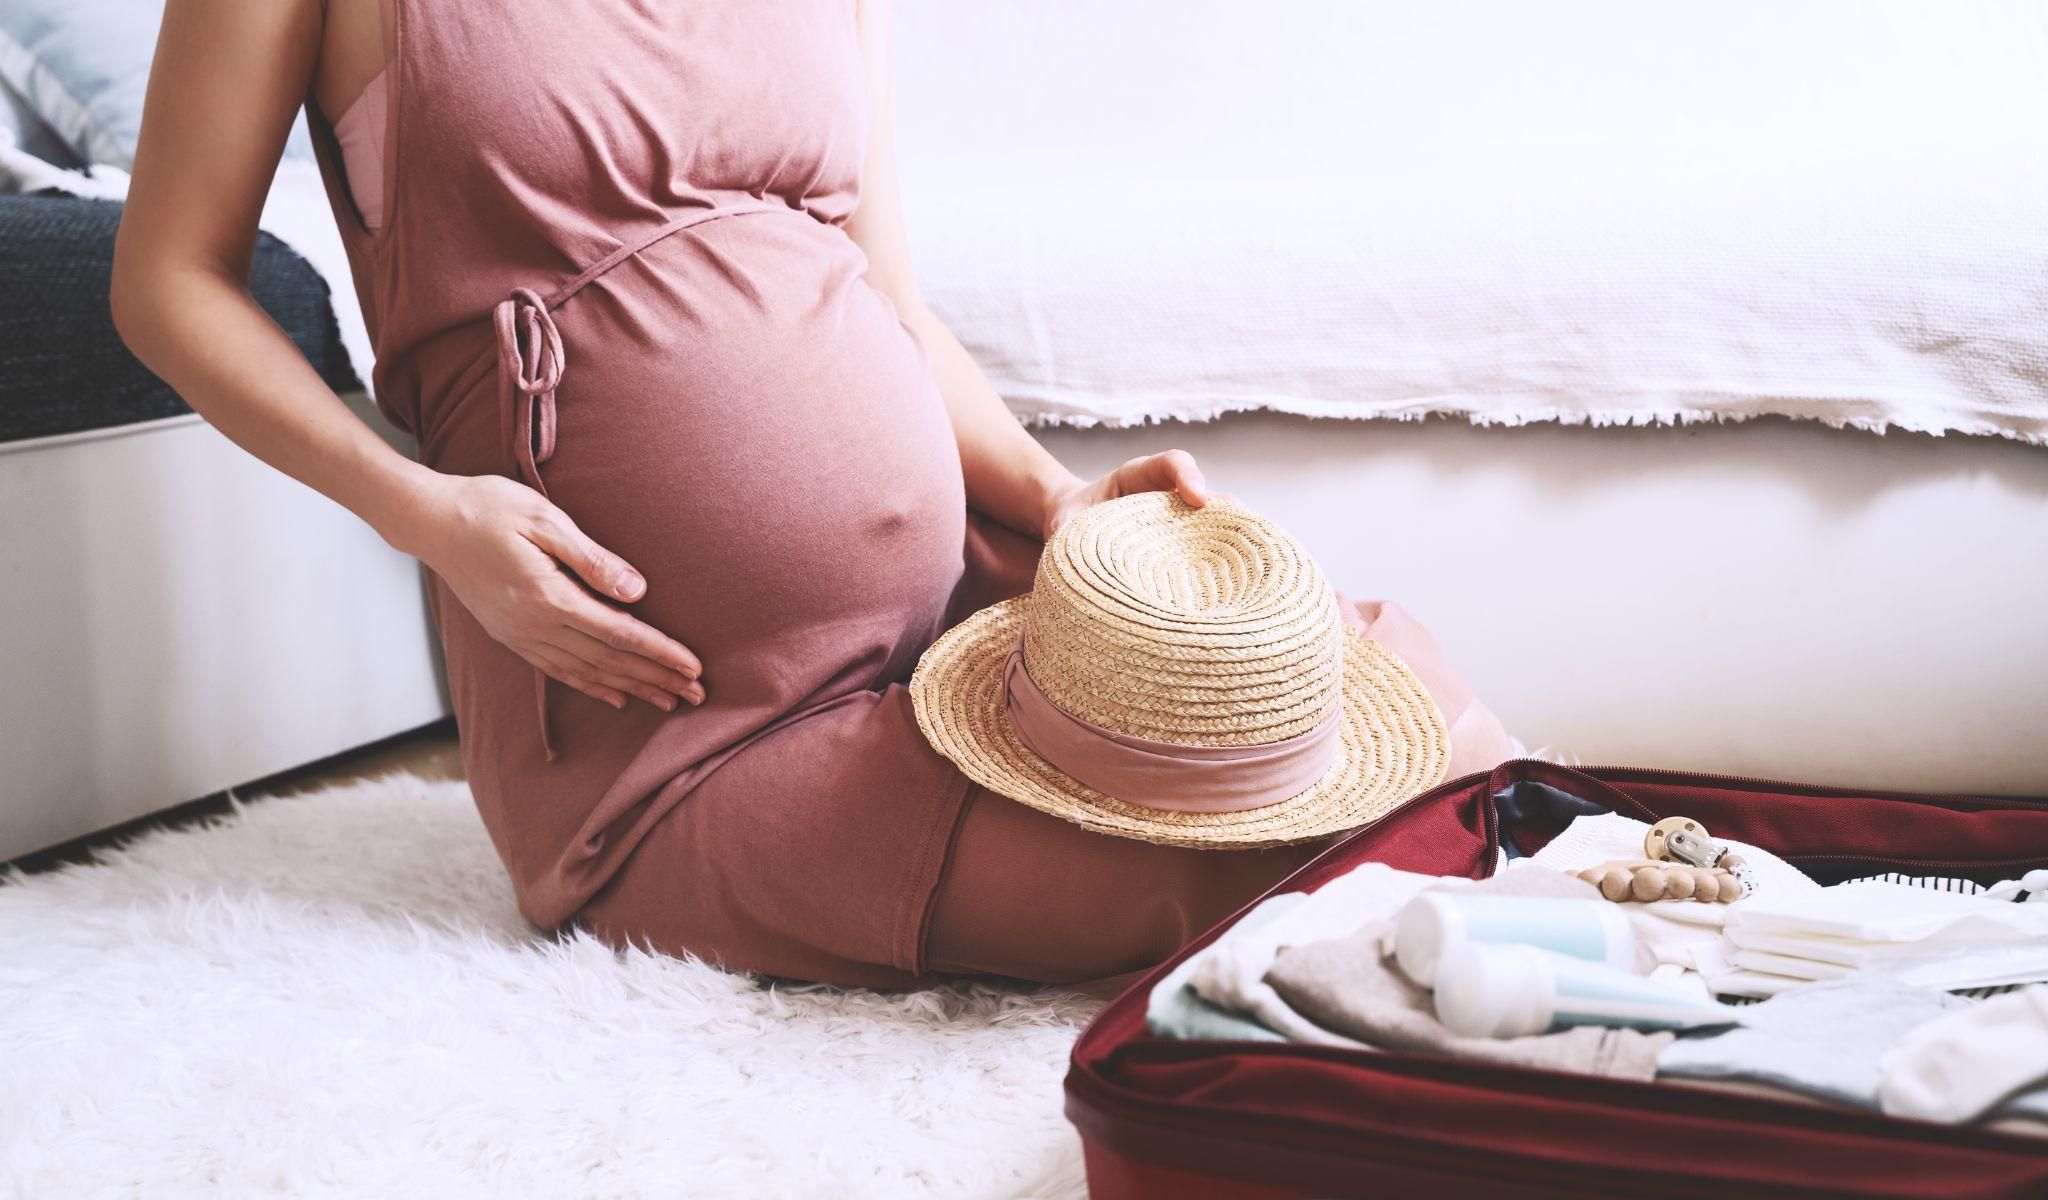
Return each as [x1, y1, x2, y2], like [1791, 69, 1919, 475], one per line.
[894, 0, 2048, 444]
[1035, 414, 2048, 795]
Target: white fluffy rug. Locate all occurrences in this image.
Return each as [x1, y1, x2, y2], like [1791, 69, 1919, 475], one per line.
[0, 774, 1099, 1198]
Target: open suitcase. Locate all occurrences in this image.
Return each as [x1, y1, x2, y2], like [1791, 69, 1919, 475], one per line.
[1065, 759, 2048, 1199]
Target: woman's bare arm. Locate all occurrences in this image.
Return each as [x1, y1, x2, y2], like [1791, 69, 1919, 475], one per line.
[844, 0, 1210, 541]
[112, 0, 407, 530]
[112, 0, 701, 711]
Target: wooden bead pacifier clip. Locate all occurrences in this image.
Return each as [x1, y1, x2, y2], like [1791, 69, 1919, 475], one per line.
[1576, 816, 1754, 903]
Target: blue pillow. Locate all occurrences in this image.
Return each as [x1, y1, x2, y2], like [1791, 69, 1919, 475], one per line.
[0, 0, 312, 167]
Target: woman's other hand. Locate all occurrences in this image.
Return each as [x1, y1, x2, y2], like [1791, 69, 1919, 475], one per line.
[1039, 449, 1215, 540]
[388, 474, 704, 712]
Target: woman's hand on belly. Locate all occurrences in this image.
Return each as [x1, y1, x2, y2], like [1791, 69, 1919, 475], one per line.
[388, 473, 706, 712]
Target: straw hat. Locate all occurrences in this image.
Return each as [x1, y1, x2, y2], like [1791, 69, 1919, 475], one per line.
[909, 492, 1449, 848]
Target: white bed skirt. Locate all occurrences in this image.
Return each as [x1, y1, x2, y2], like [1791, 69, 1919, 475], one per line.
[1034, 413, 2048, 795]
[0, 396, 450, 861]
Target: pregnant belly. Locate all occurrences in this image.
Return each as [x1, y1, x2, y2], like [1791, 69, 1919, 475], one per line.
[530, 210, 969, 710]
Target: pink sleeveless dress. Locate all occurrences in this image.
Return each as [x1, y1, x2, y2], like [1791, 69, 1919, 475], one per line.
[306, 0, 1510, 990]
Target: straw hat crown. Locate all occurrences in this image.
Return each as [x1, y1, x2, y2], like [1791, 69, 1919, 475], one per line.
[910, 490, 1450, 848]
[1020, 493, 1345, 747]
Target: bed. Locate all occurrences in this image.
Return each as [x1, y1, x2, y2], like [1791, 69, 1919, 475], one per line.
[1, 0, 2042, 864]
[890, 0, 2048, 793]
[0, 195, 445, 862]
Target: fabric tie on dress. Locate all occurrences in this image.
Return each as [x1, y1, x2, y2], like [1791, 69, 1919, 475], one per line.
[497, 286, 566, 494]
[494, 286, 569, 761]
[1000, 633, 1340, 813]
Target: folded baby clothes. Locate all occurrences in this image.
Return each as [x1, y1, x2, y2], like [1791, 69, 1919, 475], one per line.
[1879, 984, 2048, 1124]
[1729, 880, 2048, 943]
[1182, 859, 1583, 1046]
[1184, 863, 1451, 1048]
[1687, 943, 1812, 1000]
[1147, 892, 1305, 1044]
[1432, 857, 1612, 904]
[1265, 918, 1671, 1081]
[1728, 949, 1852, 981]
[1723, 881, 2048, 992]
[1618, 899, 1729, 975]
[1658, 979, 1969, 1108]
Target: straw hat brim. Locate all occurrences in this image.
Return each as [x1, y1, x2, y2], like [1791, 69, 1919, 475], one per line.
[910, 596, 1452, 849]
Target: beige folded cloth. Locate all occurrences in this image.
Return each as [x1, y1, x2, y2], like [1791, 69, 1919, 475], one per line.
[1264, 863, 1672, 1079]
[1265, 920, 1671, 1079]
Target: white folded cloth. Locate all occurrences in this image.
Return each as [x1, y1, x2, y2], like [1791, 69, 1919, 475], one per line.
[1660, 980, 1968, 1107]
[1725, 882, 2048, 992]
[1688, 943, 1812, 1000]
[1729, 881, 2048, 944]
[1880, 985, 2048, 1124]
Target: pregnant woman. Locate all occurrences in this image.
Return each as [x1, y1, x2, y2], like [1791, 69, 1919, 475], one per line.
[113, 0, 1509, 993]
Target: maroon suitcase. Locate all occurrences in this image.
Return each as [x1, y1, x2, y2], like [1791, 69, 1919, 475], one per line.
[1065, 759, 2048, 1199]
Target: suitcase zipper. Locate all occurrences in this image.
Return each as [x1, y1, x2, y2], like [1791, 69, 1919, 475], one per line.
[1783, 852, 2048, 873]
[1571, 763, 2048, 811]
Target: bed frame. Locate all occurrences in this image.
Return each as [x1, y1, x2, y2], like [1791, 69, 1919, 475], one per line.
[0, 393, 449, 862]
[8, 402, 2040, 863]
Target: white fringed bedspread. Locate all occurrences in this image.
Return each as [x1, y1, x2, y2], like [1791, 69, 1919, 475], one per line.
[892, 0, 2048, 445]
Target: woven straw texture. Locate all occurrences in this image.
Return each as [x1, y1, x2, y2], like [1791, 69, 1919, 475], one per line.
[910, 493, 1448, 848]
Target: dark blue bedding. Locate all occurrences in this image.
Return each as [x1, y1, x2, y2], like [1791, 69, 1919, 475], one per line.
[0, 194, 360, 444]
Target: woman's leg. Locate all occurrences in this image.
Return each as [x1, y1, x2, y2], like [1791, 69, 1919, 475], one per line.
[573, 684, 974, 990]
[919, 788, 1329, 995]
